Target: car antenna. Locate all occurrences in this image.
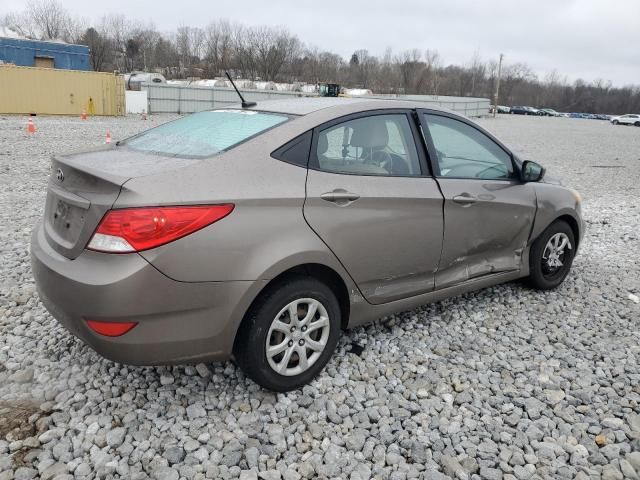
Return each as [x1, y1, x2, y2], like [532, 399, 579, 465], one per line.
[225, 71, 256, 108]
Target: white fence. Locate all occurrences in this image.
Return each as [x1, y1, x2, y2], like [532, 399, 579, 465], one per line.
[141, 83, 490, 117]
[142, 83, 307, 114]
[363, 94, 491, 117]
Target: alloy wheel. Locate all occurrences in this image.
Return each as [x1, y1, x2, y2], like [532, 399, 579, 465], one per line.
[265, 298, 331, 376]
[541, 232, 572, 277]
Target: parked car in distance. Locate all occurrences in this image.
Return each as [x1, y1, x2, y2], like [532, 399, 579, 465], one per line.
[540, 108, 560, 117]
[31, 98, 584, 391]
[510, 106, 541, 116]
[611, 114, 640, 126]
[489, 105, 510, 114]
[594, 114, 611, 121]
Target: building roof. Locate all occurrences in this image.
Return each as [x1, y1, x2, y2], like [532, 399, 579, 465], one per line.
[0, 35, 90, 51]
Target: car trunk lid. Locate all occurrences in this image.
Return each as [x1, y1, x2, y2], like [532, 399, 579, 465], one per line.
[44, 146, 200, 259]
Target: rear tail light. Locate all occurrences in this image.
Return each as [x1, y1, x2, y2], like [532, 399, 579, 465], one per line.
[86, 319, 137, 337]
[87, 204, 234, 253]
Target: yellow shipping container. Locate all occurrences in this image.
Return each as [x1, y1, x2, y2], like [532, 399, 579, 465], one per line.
[0, 65, 125, 116]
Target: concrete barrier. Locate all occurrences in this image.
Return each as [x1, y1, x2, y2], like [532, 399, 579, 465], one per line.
[125, 90, 148, 114]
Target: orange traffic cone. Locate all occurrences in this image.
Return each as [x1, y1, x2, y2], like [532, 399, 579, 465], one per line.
[81, 109, 87, 120]
[26, 117, 36, 134]
[105, 131, 112, 144]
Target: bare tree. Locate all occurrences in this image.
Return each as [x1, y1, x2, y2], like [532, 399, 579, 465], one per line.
[102, 14, 132, 71]
[176, 26, 204, 76]
[396, 49, 422, 94]
[349, 49, 377, 88]
[3, 0, 82, 42]
[204, 20, 234, 76]
[81, 26, 111, 71]
[231, 24, 257, 80]
[423, 49, 442, 95]
[500, 62, 536, 104]
[250, 26, 300, 81]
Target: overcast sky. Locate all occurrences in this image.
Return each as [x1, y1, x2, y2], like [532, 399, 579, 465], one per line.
[3, 0, 639, 86]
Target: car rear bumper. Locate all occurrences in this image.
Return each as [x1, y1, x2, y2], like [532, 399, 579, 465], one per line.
[30, 222, 262, 365]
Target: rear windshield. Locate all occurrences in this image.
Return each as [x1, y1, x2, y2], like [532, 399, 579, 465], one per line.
[124, 110, 289, 157]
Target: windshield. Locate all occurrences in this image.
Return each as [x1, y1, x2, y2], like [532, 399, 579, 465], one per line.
[124, 110, 289, 157]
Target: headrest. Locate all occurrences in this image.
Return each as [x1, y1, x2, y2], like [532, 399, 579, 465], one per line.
[349, 118, 389, 149]
[317, 133, 329, 155]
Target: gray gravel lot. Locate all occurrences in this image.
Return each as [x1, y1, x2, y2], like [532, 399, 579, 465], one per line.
[0, 113, 639, 480]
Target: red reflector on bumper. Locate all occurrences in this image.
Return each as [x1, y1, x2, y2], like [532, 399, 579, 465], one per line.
[86, 320, 137, 337]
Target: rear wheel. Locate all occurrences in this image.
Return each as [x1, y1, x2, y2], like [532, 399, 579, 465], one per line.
[635, 121, 640, 127]
[527, 221, 576, 290]
[234, 275, 341, 391]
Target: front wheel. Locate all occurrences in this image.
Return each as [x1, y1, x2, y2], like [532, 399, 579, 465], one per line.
[527, 220, 576, 290]
[234, 276, 341, 391]
[612, 120, 619, 125]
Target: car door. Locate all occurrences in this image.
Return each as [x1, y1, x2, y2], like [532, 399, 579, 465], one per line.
[418, 110, 537, 289]
[304, 110, 444, 304]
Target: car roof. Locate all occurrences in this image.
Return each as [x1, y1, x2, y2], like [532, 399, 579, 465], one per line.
[238, 96, 451, 116]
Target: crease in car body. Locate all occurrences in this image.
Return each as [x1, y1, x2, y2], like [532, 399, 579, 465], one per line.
[372, 270, 436, 301]
[298, 133, 373, 307]
[414, 112, 448, 285]
[300, 191, 373, 305]
[31, 97, 585, 391]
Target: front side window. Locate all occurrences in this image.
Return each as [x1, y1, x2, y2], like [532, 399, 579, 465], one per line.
[314, 114, 421, 176]
[125, 110, 288, 158]
[423, 114, 514, 180]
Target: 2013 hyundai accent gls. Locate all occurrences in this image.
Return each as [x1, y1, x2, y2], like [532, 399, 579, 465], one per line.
[31, 97, 584, 391]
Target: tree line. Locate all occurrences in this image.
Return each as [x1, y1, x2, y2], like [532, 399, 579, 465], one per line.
[3, 0, 639, 114]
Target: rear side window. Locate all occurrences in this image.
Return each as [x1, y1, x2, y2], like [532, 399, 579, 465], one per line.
[271, 131, 312, 167]
[313, 114, 422, 176]
[125, 110, 288, 158]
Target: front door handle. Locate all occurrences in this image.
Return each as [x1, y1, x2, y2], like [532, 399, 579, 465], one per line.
[320, 190, 360, 204]
[452, 193, 477, 205]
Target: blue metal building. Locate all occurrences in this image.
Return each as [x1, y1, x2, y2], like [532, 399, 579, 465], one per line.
[0, 37, 91, 70]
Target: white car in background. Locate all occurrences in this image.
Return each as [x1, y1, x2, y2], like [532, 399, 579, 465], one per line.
[610, 114, 640, 126]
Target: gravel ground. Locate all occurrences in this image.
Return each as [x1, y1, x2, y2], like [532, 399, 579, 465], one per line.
[0, 113, 639, 480]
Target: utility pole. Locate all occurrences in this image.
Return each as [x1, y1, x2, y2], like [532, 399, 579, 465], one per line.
[493, 53, 504, 118]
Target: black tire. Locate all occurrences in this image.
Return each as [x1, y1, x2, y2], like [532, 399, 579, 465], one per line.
[234, 275, 341, 392]
[635, 122, 640, 127]
[612, 120, 619, 125]
[527, 220, 576, 290]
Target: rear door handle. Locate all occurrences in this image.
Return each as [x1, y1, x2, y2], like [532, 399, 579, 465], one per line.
[452, 193, 477, 205]
[320, 190, 360, 204]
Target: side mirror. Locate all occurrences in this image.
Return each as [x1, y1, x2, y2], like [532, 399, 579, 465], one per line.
[521, 160, 545, 182]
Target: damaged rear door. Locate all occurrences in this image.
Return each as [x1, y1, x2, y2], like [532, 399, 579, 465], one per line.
[418, 111, 537, 289]
[304, 110, 444, 304]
